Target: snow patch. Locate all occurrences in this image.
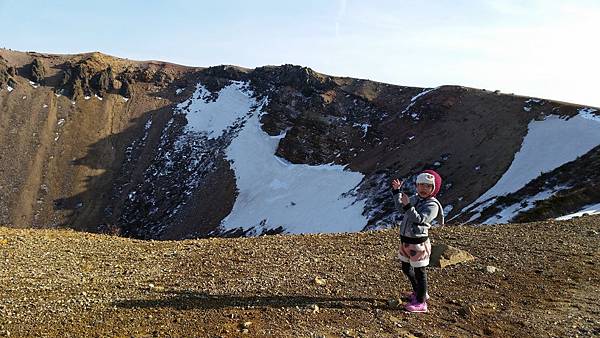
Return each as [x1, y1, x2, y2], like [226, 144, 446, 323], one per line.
[411, 87, 437, 102]
[223, 109, 367, 234]
[353, 123, 370, 137]
[467, 113, 600, 210]
[525, 98, 542, 104]
[556, 203, 600, 220]
[579, 107, 600, 122]
[177, 82, 251, 139]
[482, 186, 569, 224]
[144, 118, 152, 130]
[400, 87, 438, 116]
[175, 81, 368, 234]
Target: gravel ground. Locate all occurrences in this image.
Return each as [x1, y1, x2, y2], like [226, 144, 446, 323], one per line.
[1, 215, 599, 337]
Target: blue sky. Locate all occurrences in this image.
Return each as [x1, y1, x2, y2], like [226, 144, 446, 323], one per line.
[1, 0, 599, 107]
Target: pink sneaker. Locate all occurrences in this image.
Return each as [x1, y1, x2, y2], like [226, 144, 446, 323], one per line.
[405, 301, 428, 313]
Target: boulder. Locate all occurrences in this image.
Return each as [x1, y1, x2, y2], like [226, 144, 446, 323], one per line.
[0, 68, 9, 87]
[429, 243, 475, 268]
[119, 79, 133, 98]
[92, 67, 113, 94]
[0, 59, 11, 87]
[30, 58, 46, 84]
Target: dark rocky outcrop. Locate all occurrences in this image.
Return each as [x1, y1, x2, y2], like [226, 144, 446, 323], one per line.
[251, 64, 335, 97]
[56, 53, 176, 99]
[0, 57, 16, 88]
[59, 58, 106, 98]
[30, 58, 46, 84]
[199, 65, 249, 93]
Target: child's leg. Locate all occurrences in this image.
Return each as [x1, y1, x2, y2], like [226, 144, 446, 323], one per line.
[406, 239, 431, 303]
[401, 261, 418, 292]
[414, 266, 428, 303]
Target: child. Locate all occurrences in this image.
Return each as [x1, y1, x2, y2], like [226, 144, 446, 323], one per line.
[391, 169, 444, 313]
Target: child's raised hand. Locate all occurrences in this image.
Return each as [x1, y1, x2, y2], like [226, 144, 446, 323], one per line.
[391, 179, 403, 190]
[400, 192, 410, 205]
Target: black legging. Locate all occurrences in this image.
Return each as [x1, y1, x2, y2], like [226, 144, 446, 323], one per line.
[401, 261, 428, 303]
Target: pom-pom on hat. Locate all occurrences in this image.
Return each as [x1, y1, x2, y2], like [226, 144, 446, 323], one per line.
[416, 170, 442, 197]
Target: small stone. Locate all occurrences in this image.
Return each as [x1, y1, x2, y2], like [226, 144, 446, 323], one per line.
[389, 315, 402, 326]
[458, 304, 476, 318]
[309, 304, 320, 313]
[387, 298, 400, 308]
[486, 266, 498, 273]
[314, 276, 326, 286]
[241, 328, 249, 334]
[343, 329, 357, 337]
[242, 321, 252, 329]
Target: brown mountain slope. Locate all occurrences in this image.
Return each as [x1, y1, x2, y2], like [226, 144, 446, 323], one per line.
[0, 216, 599, 337]
[0, 49, 199, 231]
[1, 48, 598, 238]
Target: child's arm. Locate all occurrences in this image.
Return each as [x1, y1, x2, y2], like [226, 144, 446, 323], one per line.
[391, 179, 408, 213]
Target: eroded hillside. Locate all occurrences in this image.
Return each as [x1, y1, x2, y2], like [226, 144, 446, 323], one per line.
[1, 49, 599, 239]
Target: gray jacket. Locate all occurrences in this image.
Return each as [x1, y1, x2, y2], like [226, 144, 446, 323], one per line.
[393, 191, 444, 238]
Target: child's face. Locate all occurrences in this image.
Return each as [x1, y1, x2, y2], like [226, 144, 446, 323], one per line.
[416, 183, 434, 198]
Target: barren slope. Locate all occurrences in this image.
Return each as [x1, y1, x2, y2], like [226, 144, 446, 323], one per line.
[1, 216, 598, 337]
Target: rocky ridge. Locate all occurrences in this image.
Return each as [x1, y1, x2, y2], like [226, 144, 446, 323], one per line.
[1, 48, 599, 239]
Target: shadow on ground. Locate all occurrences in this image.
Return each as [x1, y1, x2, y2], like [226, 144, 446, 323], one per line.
[113, 290, 391, 310]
